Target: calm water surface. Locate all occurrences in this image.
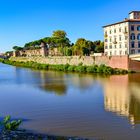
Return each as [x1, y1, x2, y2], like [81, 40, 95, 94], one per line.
[0, 63, 140, 140]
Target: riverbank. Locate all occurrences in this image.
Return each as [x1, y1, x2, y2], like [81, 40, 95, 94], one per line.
[1, 130, 88, 140]
[0, 58, 133, 74]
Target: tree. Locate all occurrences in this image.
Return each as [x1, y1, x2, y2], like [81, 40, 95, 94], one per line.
[72, 38, 90, 56]
[13, 46, 23, 51]
[52, 30, 67, 38]
[94, 41, 104, 53]
[86, 40, 96, 52]
[66, 47, 72, 56]
[82, 47, 90, 56]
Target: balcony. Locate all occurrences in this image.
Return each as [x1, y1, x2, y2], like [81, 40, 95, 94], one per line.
[124, 30, 128, 34]
[113, 41, 117, 44]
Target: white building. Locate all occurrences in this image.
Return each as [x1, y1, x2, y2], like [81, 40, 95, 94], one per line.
[103, 11, 140, 56]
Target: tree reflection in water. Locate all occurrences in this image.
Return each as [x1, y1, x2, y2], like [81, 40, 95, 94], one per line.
[39, 71, 67, 96]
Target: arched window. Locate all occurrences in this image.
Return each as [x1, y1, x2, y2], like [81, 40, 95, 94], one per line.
[131, 33, 135, 40]
[137, 34, 140, 40]
[137, 26, 140, 31]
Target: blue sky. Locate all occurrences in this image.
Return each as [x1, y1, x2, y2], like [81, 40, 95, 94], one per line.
[0, 0, 140, 52]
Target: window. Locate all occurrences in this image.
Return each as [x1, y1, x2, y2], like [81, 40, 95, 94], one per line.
[131, 33, 135, 40]
[137, 34, 140, 40]
[105, 46, 108, 49]
[125, 44, 127, 48]
[131, 25, 134, 31]
[119, 36, 122, 41]
[125, 36, 128, 40]
[119, 44, 122, 48]
[131, 42, 135, 48]
[104, 31, 108, 38]
[138, 50, 140, 53]
[119, 28, 121, 32]
[120, 51, 122, 55]
[114, 29, 116, 33]
[114, 37, 117, 43]
[114, 45, 117, 49]
[110, 38, 112, 42]
[138, 42, 140, 48]
[109, 45, 112, 49]
[124, 27, 127, 33]
[105, 39, 108, 42]
[137, 26, 140, 31]
[110, 30, 112, 34]
[125, 51, 127, 55]
[131, 50, 135, 54]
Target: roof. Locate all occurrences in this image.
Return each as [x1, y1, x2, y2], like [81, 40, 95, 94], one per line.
[103, 19, 140, 28]
[129, 11, 140, 14]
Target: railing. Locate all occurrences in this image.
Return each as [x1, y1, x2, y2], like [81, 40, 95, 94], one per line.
[113, 41, 117, 44]
[124, 31, 128, 34]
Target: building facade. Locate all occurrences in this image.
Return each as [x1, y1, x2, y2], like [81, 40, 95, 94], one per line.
[103, 11, 140, 56]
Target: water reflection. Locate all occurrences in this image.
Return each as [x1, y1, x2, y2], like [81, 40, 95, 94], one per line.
[39, 71, 67, 95]
[104, 74, 140, 125]
[13, 65, 140, 125]
[2, 63, 140, 139]
[38, 72, 103, 95]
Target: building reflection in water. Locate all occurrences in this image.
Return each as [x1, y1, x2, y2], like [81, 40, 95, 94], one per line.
[104, 74, 140, 125]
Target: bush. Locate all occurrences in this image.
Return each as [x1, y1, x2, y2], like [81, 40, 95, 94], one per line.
[0, 59, 131, 75]
[63, 64, 70, 71]
[86, 65, 98, 73]
[74, 65, 87, 73]
[97, 64, 106, 73]
[0, 115, 22, 132]
[67, 65, 76, 72]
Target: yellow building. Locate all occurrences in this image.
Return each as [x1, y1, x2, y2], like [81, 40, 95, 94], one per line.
[103, 11, 140, 56]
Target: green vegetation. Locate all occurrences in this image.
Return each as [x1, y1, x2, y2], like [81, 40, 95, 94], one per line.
[72, 39, 104, 56]
[0, 58, 131, 75]
[13, 46, 23, 51]
[0, 115, 22, 132]
[9, 30, 104, 56]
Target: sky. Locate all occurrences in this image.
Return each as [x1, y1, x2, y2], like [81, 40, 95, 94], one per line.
[0, 0, 140, 52]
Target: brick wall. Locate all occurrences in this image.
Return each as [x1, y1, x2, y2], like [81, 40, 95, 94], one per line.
[129, 59, 140, 72]
[108, 56, 129, 70]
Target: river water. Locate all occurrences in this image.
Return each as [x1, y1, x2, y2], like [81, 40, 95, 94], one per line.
[0, 63, 140, 140]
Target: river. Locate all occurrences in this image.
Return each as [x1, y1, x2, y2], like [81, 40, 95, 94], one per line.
[0, 63, 140, 140]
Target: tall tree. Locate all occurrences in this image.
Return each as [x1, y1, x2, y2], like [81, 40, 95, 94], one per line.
[52, 30, 67, 38]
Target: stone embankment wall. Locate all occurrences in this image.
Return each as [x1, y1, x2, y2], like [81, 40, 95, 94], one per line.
[10, 55, 136, 70]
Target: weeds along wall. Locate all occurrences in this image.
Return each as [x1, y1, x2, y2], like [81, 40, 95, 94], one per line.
[9, 56, 131, 70]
